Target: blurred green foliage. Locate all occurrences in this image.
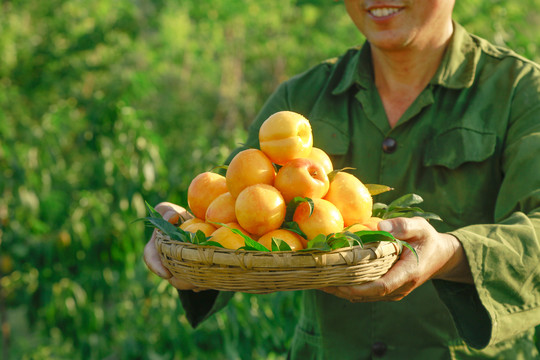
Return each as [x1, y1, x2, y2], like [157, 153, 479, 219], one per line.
[0, 0, 538, 359]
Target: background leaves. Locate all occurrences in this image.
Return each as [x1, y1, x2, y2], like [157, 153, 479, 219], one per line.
[1, 0, 539, 358]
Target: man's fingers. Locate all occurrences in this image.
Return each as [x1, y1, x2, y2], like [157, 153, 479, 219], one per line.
[162, 210, 180, 224]
[154, 202, 192, 223]
[320, 253, 419, 302]
[378, 217, 430, 240]
[143, 233, 172, 279]
[168, 276, 198, 291]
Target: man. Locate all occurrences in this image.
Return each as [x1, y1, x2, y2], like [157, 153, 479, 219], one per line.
[144, 0, 540, 358]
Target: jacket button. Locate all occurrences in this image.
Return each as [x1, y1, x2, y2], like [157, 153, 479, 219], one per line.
[382, 137, 397, 153]
[371, 341, 387, 357]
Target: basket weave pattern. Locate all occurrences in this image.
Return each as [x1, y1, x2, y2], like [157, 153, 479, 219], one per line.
[156, 230, 401, 293]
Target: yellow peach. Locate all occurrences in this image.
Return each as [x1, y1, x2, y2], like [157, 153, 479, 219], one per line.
[293, 198, 344, 240]
[259, 111, 313, 165]
[187, 172, 228, 219]
[235, 184, 286, 236]
[324, 171, 373, 227]
[258, 229, 305, 251]
[226, 149, 276, 198]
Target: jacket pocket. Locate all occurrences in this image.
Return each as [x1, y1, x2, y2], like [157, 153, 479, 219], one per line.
[420, 126, 499, 228]
[287, 323, 323, 360]
[423, 127, 496, 170]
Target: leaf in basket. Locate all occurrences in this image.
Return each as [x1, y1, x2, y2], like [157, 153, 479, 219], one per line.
[145, 201, 162, 218]
[388, 193, 424, 209]
[198, 240, 225, 248]
[135, 201, 191, 242]
[354, 230, 396, 244]
[337, 231, 363, 248]
[396, 239, 419, 262]
[385, 209, 442, 221]
[271, 237, 293, 251]
[142, 216, 188, 242]
[413, 212, 442, 221]
[210, 222, 270, 251]
[285, 197, 314, 222]
[327, 233, 360, 250]
[365, 183, 394, 196]
[371, 202, 388, 218]
[352, 231, 419, 263]
[239, 235, 270, 252]
[210, 165, 228, 173]
[387, 206, 424, 214]
[327, 167, 356, 182]
[305, 234, 332, 251]
[190, 230, 209, 245]
[281, 221, 308, 239]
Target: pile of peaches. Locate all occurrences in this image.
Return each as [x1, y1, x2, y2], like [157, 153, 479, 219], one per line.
[179, 111, 381, 251]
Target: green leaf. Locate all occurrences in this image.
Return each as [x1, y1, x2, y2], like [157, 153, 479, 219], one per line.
[198, 240, 225, 248]
[372, 202, 388, 210]
[371, 202, 389, 218]
[232, 229, 268, 251]
[415, 212, 443, 221]
[142, 216, 187, 242]
[365, 184, 394, 196]
[384, 211, 414, 219]
[271, 237, 293, 251]
[238, 235, 270, 251]
[145, 201, 162, 218]
[281, 221, 307, 239]
[327, 167, 356, 182]
[328, 237, 351, 250]
[210, 165, 228, 174]
[305, 234, 332, 251]
[208, 222, 268, 251]
[285, 197, 305, 222]
[354, 230, 396, 244]
[284, 197, 314, 222]
[388, 193, 424, 210]
[337, 231, 364, 247]
[327, 233, 361, 250]
[191, 230, 209, 245]
[385, 209, 442, 221]
[397, 239, 419, 263]
[388, 206, 424, 213]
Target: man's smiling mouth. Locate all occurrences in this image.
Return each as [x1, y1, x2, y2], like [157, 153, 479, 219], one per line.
[369, 7, 401, 18]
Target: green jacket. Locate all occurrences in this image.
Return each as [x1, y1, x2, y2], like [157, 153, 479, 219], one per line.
[179, 22, 540, 359]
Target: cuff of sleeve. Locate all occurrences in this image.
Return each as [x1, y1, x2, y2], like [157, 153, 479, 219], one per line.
[178, 290, 234, 328]
[432, 279, 492, 349]
[438, 226, 535, 349]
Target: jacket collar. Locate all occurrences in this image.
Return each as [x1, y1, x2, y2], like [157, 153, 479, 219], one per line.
[430, 22, 481, 89]
[332, 21, 481, 95]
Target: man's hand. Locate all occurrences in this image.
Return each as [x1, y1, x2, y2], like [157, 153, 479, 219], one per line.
[143, 202, 205, 291]
[321, 217, 473, 302]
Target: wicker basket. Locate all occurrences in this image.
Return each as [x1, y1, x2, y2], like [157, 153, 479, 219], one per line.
[155, 230, 401, 293]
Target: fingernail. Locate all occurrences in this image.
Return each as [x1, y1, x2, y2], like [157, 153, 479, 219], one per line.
[378, 220, 393, 233]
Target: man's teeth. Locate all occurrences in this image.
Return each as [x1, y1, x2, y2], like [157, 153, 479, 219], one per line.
[370, 8, 400, 17]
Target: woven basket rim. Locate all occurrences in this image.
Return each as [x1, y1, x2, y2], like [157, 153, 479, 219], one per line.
[155, 230, 402, 269]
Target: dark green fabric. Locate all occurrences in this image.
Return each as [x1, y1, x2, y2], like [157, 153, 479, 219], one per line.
[177, 289, 218, 328]
[178, 22, 540, 359]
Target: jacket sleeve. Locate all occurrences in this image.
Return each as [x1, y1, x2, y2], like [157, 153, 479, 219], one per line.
[433, 64, 540, 349]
